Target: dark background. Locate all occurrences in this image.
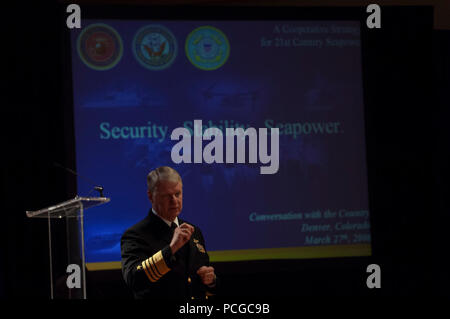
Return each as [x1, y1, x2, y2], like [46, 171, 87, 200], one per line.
[2, 1, 449, 299]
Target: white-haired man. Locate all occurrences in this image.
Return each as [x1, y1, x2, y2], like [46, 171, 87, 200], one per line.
[121, 166, 218, 299]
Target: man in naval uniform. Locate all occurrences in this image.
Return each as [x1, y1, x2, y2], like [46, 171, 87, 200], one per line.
[121, 166, 218, 299]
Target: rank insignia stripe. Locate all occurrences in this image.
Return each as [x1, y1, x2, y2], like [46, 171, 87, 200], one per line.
[140, 250, 171, 283]
[152, 250, 170, 274]
[146, 258, 159, 280]
[142, 259, 157, 282]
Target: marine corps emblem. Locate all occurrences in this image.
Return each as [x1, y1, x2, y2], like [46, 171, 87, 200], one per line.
[132, 25, 178, 70]
[77, 23, 123, 71]
[185, 26, 230, 71]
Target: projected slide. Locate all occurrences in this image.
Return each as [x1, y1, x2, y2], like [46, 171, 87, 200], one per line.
[70, 19, 370, 266]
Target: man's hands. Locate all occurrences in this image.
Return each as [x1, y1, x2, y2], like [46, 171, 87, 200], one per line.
[197, 266, 216, 286]
[170, 223, 194, 254]
[169, 224, 216, 286]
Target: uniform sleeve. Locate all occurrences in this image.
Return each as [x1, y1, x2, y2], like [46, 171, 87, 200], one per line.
[197, 228, 220, 296]
[197, 228, 210, 265]
[121, 229, 174, 292]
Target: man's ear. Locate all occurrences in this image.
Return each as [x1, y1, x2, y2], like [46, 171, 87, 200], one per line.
[147, 190, 153, 203]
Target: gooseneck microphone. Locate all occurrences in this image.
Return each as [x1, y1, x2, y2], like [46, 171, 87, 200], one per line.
[53, 162, 105, 197]
[94, 186, 104, 198]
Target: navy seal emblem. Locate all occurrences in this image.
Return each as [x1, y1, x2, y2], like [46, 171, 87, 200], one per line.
[132, 25, 178, 70]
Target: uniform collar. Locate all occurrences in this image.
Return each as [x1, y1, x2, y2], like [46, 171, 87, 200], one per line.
[152, 208, 179, 227]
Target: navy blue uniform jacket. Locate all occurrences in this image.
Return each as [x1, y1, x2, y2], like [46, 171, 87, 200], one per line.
[121, 209, 218, 299]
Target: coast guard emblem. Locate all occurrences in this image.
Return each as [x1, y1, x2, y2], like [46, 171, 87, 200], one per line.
[133, 25, 178, 70]
[185, 26, 230, 71]
[77, 23, 123, 71]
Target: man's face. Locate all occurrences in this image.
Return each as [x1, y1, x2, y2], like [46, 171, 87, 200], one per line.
[148, 180, 183, 222]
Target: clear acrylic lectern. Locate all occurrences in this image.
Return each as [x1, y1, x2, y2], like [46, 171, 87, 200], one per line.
[26, 196, 110, 299]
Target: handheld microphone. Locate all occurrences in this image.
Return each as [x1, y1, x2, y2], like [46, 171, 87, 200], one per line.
[53, 162, 105, 197]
